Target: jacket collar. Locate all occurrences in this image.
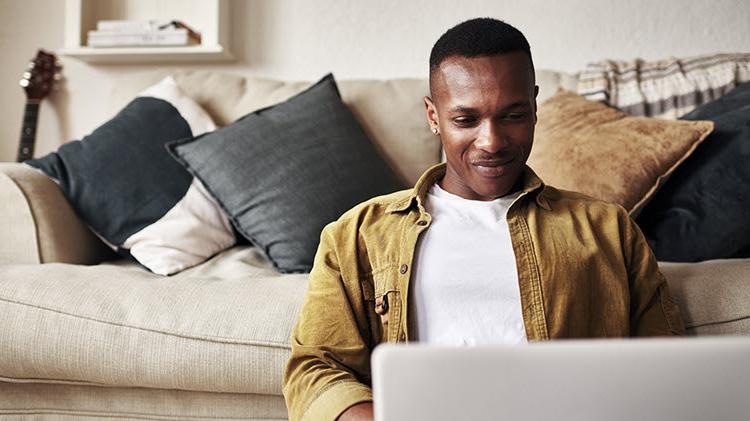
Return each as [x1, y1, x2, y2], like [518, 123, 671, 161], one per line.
[385, 162, 551, 213]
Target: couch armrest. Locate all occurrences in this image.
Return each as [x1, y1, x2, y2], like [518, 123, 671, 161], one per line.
[660, 258, 750, 336]
[0, 163, 115, 265]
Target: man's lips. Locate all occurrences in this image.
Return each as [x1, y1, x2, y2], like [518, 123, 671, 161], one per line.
[470, 158, 515, 177]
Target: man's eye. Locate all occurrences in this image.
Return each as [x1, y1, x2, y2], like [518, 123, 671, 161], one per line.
[453, 117, 477, 126]
[505, 113, 527, 120]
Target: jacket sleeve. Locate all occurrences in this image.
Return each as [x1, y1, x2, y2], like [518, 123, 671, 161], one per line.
[622, 211, 686, 336]
[283, 223, 374, 421]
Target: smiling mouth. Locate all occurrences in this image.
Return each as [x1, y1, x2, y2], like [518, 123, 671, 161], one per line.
[471, 158, 515, 177]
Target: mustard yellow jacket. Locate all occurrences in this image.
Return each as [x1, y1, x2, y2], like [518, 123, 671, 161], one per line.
[283, 163, 685, 421]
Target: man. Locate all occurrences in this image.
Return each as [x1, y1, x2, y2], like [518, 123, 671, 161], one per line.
[283, 18, 685, 421]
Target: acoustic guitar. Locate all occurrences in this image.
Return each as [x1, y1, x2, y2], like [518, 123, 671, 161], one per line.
[17, 49, 62, 162]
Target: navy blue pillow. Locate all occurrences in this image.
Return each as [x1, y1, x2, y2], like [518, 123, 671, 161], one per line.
[168, 74, 405, 273]
[636, 82, 750, 261]
[26, 77, 235, 275]
[29, 97, 193, 244]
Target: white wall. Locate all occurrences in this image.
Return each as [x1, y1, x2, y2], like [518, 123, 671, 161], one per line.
[1, 0, 749, 162]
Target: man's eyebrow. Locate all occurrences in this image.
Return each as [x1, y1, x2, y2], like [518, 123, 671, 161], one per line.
[447, 105, 479, 114]
[447, 101, 531, 114]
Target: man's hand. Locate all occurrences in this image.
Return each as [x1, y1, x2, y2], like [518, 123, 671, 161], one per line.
[337, 402, 374, 421]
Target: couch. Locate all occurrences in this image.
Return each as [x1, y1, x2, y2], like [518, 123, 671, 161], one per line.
[1, 69, 749, 420]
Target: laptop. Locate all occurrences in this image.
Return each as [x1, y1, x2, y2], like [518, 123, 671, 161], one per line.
[371, 337, 750, 421]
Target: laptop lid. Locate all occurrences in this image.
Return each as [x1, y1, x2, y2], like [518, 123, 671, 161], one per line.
[371, 337, 750, 421]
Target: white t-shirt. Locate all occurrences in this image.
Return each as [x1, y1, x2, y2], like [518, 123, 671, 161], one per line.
[409, 183, 528, 346]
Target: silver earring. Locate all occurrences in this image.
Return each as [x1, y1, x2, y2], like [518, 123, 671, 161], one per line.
[431, 127, 439, 135]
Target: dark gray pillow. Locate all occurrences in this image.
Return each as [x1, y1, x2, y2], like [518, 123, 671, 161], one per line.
[168, 74, 405, 273]
[636, 82, 750, 261]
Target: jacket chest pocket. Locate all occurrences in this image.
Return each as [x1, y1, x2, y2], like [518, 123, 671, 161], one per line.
[362, 267, 401, 344]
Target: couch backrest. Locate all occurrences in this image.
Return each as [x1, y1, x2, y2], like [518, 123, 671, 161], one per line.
[110, 70, 576, 185]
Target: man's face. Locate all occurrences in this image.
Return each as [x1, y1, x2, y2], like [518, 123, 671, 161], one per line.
[425, 52, 539, 201]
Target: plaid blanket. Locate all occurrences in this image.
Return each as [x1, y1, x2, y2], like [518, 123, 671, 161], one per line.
[577, 53, 750, 119]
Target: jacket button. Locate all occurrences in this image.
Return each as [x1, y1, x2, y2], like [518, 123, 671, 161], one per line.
[417, 220, 427, 226]
[399, 264, 408, 274]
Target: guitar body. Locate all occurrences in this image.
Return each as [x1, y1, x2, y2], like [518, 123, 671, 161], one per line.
[17, 49, 61, 162]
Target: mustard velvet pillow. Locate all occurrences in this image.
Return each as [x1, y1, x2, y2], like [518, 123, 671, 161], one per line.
[528, 90, 714, 214]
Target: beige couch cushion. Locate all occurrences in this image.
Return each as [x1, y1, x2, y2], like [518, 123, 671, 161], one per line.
[2, 244, 748, 397]
[0, 382, 287, 420]
[535, 69, 578, 103]
[659, 258, 750, 336]
[0, 247, 307, 395]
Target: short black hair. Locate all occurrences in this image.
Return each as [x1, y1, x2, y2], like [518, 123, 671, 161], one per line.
[429, 18, 534, 83]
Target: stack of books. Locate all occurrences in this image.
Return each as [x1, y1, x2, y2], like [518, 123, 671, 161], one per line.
[87, 20, 201, 48]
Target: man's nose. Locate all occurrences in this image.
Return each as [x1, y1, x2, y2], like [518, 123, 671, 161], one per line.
[474, 121, 508, 153]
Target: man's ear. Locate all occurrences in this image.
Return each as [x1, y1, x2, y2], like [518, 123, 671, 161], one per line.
[424, 96, 439, 131]
[533, 85, 540, 123]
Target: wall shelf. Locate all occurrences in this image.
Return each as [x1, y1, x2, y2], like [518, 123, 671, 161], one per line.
[60, 0, 233, 64]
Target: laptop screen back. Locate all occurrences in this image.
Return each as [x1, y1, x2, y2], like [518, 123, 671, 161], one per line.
[371, 337, 750, 421]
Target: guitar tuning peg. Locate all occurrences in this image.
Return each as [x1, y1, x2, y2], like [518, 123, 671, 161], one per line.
[55, 61, 63, 70]
[22, 71, 31, 80]
[19, 79, 30, 88]
[53, 73, 63, 81]
[27, 61, 35, 69]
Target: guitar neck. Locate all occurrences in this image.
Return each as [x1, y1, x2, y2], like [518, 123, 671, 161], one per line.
[17, 100, 40, 162]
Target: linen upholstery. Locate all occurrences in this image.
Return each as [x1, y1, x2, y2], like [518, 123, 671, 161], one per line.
[0, 248, 746, 402]
[659, 258, 750, 335]
[0, 169, 39, 265]
[535, 69, 578, 103]
[0, 382, 288, 420]
[528, 90, 714, 214]
[0, 247, 307, 395]
[0, 163, 113, 265]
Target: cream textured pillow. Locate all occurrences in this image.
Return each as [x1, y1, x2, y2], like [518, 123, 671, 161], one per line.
[528, 90, 713, 215]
